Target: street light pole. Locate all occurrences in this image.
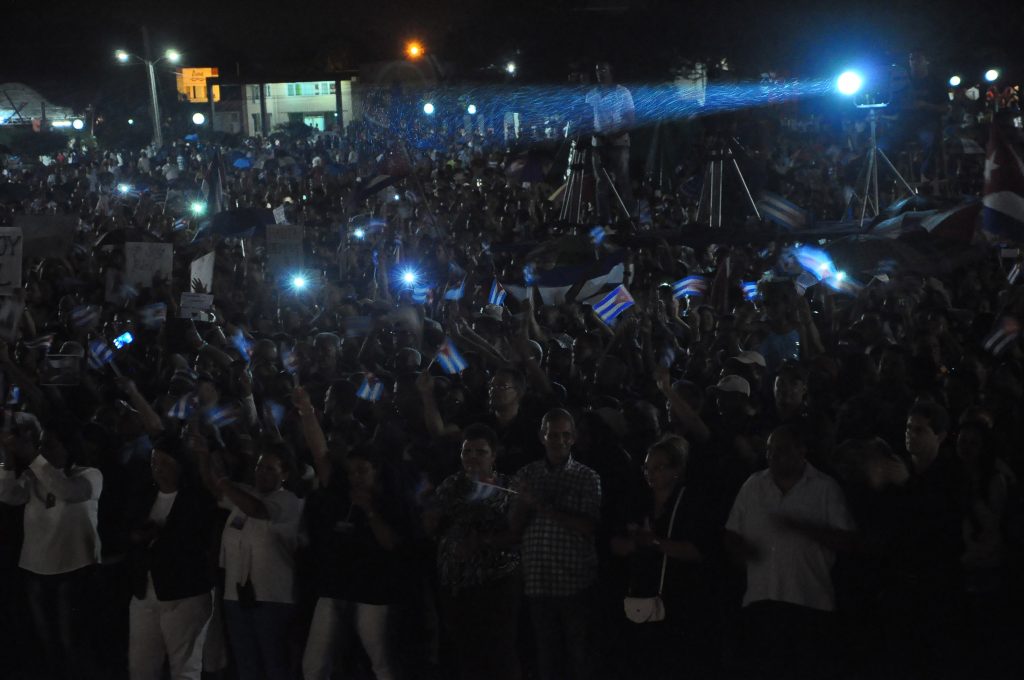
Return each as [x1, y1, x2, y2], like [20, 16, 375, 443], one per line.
[146, 60, 163, 148]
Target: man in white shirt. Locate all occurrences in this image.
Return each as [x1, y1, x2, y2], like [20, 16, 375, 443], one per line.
[584, 62, 636, 222]
[725, 424, 857, 679]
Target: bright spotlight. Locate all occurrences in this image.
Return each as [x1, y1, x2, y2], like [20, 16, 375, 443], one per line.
[353, 228, 366, 240]
[985, 69, 1000, 82]
[836, 71, 864, 96]
[834, 271, 846, 282]
[405, 41, 425, 60]
[506, 61, 517, 75]
[71, 119, 85, 130]
[115, 50, 130, 63]
[291, 275, 308, 290]
[467, 104, 477, 115]
[401, 269, 418, 286]
[118, 184, 131, 194]
[165, 49, 181, 63]
[190, 201, 206, 216]
[423, 102, 435, 115]
[948, 75, 962, 87]
[128, 118, 135, 125]
[191, 112, 206, 125]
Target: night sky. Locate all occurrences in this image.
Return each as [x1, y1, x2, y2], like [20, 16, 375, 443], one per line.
[3, 0, 1021, 103]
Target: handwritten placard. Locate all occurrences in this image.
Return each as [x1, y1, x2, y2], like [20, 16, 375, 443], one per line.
[124, 242, 173, 288]
[179, 292, 214, 321]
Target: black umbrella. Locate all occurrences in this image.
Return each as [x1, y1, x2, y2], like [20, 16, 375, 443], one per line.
[95, 228, 165, 248]
[198, 208, 276, 239]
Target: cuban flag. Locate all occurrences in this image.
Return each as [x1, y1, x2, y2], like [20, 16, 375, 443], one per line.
[488, 280, 507, 306]
[71, 305, 100, 329]
[411, 283, 433, 305]
[436, 337, 469, 375]
[981, 122, 1024, 243]
[22, 334, 55, 352]
[1009, 262, 1023, 285]
[166, 393, 195, 420]
[204, 404, 239, 429]
[173, 217, 189, 231]
[983, 316, 1021, 356]
[590, 226, 606, 245]
[87, 339, 114, 370]
[443, 278, 466, 301]
[742, 281, 760, 301]
[201, 149, 227, 216]
[592, 285, 635, 325]
[503, 252, 626, 306]
[356, 373, 384, 402]
[139, 303, 167, 329]
[757, 191, 808, 230]
[793, 246, 837, 281]
[231, 330, 253, 363]
[672, 276, 708, 299]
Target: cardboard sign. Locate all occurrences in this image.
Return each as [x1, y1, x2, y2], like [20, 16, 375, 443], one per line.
[124, 242, 174, 288]
[14, 214, 76, 259]
[265, 224, 304, 274]
[0, 228, 23, 295]
[0, 297, 24, 342]
[179, 292, 214, 321]
[273, 205, 287, 224]
[190, 251, 216, 294]
[40, 355, 80, 386]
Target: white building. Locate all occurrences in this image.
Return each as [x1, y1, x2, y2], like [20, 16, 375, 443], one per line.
[241, 79, 358, 136]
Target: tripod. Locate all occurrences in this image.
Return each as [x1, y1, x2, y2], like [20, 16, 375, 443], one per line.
[846, 104, 917, 227]
[695, 138, 760, 228]
[559, 132, 634, 226]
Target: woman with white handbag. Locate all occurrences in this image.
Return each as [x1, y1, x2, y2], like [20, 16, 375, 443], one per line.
[611, 435, 721, 679]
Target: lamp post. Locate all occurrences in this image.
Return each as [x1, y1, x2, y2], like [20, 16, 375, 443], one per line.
[116, 47, 180, 149]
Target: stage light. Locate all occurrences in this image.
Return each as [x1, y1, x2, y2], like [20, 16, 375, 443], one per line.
[128, 118, 134, 125]
[115, 50, 130, 63]
[353, 228, 366, 240]
[405, 41, 425, 60]
[423, 102, 435, 115]
[948, 75, 962, 87]
[192, 112, 206, 125]
[291, 275, 308, 290]
[51, 120, 72, 128]
[834, 271, 846, 282]
[401, 269, 418, 286]
[165, 49, 181, 63]
[467, 104, 477, 115]
[985, 69, 1000, 82]
[506, 61, 517, 75]
[190, 201, 206, 216]
[836, 71, 864, 96]
[71, 118, 85, 130]
[393, 193, 401, 201]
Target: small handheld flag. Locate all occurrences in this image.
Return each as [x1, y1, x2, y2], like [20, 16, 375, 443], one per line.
[488, 280, 507, 306]
[672, 276, 708, 299]
[592, 284, 635, 325]
[436, 338, 469, 375]
[23, 334, 55, 352]
[166, 393, 195, 420]
[590, 226, 606, 246]
[742, 281, 760, 301]
[87, 338, 114, 371]
[443, 278, 466, 301]
[204, 404, 240, 429]
[356, 373, 384, 402]
[983, 316, 1021, 356]
[71, 305, 100, 329]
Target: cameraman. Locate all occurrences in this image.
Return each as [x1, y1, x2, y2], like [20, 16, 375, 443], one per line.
[586, 62, 636, 221]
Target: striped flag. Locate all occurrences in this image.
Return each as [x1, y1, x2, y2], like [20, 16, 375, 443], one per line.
[757, 191, 808, 230]
[672, 276, 709, 299]
[488, 280, 507, 306]
[468, 480, 518, 501]
[172, 217, 189, 231]
[166, 393, 195, 420]
[356, 373, 384, 402]
[411, 283, 433, 305]
[590, 226, 606, 245]
[231, 330, 253, 363]
[23, 334, 55, 352]
[71, 305, 100, 329]
[436, 337, 469, 375]
[139, 303, 167, 329]
[201, 149, 227, 216]
[983, 316, 1021, 356]
[87, 338, 114, 370]
[443, 279, 466, 301]
[981, 122, 1024, 243]
[204, 404, 239, 428]
[1009, 262, 1023, 285]
[742, 281, 760, 301]
[592, 285, 635, 325]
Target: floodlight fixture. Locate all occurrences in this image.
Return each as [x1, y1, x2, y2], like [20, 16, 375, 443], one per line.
[192, 112, 206, 125]
[401, 269, 418, 285]
[506, 61, 517, 75]
[948, 75, 962, 87]
[985, 69, 1000, 82]
[71, 118, 85, 130]
[291, 275, 308, 290]
[115, 50, 130, 63]
[128, 118, 135, 125]
[353, 228, 366, 239]
[165, 49, 181, 63]
[190, 201, 206, 216]
[423, 102, 435, 115]
[836, 71, 864, 96]
[467, 104, 477, 115]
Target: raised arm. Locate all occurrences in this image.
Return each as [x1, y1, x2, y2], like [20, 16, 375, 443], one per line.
[292, 386, 333, 487]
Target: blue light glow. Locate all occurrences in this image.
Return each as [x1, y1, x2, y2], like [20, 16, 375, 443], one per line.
[423, 102, 435, 115]
[836, 71, 864, 96]
[291, 275, 308, 290]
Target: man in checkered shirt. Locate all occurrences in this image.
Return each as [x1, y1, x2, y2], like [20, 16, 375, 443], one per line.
[510, 409, 601, 680]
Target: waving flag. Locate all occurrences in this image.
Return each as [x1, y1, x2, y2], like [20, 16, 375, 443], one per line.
[983, 316, 1021, 356]
[1008, 262, 1023, 285]
[22, 334, 55, 352]
[356, 373, 384, 402]
[166, 393, 195, 420]
[503, 252, 625, 306]
[411, 283, 433, 305]
[443, 279, 466, 301]
[139, 303, 167, 329]
[981, 122, 1024, 243]
[201, 149, 227, 216]
[204, 404, 240, 428]
[71, 305, 100, 329]
[488, 280, 507, 306]
[436, 338, 469, 375]
[590, 226, 606, 245]
[231, 330, 253, 363]
[742, 281, 760, 301]
[672, 276, 709, 298]
[87, 339, 114, 371]
[757, 191, 808, 230]
[591, 285, 635, 325]
[793, 246, 837, 281]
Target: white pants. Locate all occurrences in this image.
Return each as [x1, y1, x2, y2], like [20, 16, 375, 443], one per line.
[302, 597, 394, 680]
[129, 590, 214, 680]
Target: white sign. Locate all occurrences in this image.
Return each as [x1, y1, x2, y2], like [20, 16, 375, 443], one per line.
[0, 228, 23, 295]
[273, 205, 287, 224]
[190, 251, 216, 294]
[124, 242, 174, 288]
[265, 224, 304, 273]
[14, 214, 76, 259]
[179, 292, 214, 321]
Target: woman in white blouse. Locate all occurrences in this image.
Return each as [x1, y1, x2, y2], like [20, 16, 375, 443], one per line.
[0, 425, 103, 680]
[195, 435, 304, 680]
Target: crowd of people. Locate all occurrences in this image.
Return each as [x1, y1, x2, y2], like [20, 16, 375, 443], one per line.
[1, 61, 1023, 680]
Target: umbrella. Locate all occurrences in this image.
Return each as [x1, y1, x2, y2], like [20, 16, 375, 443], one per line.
[232, 158, 253, 170]
[198, 207, 276, 239]
[881, 194, 940, 218]
[870, 210, 939, 238]
[920, 200, 981, 242]
[184, 134, 199, 142]
[94, 228, 164, 248]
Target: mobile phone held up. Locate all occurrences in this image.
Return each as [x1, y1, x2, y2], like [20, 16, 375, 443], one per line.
[112, 332, 134, 350]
